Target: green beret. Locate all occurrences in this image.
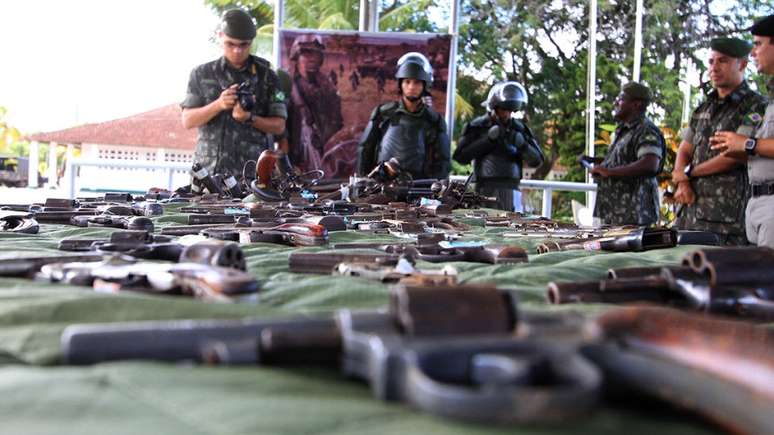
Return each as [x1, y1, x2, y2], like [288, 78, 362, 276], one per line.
[222, 9, 256, 40]
[750, 14, 774, 37]
[710, 37, 752, 58]
[622, 82, 652, 102]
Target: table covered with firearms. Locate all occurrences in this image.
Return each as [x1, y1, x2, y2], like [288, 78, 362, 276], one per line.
[0, 164, 771, 435]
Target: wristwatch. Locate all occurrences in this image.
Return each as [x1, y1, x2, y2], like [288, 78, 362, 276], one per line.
[244, 113, 256, 126]
[683, 164, 693, 180]
[745, 137, 758, 156]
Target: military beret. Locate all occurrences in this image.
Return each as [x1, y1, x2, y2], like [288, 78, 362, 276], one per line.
[710, 37, 752, 58]
[622, 82, 652, 102]
[222, 9, 256, 40]
[750, 15, 774, 37]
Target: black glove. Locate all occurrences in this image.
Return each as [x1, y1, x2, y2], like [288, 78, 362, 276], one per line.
[487, 125, 503, 141]
[511, 120, 526, 132]
[509, 131, 526, 148]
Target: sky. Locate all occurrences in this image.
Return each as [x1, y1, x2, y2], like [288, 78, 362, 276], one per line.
[0, 0, 223, 134]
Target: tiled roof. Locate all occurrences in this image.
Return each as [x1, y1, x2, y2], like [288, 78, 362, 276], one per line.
[26, 104, 196, 150]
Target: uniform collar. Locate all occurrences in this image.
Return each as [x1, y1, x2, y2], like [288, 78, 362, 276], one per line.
[707, 80, 749, 104]
[218, 55, 254, 73]
[397, 98, 426, 116]
[619, 113, 646, 130]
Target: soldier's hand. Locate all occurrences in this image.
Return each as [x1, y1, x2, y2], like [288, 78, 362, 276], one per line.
[218, 84, 238, 111]
[232, 101, 250, 123]
[590, 166, 610, 178]
[509, 131, 526, 149]
[512, 120, 526, 132]
[710, 131, 746, 155]
[671, 168, 688, 184]
[673, 181, 695, 205]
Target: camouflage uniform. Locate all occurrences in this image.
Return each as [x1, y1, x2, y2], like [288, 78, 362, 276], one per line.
[747, 77, 774, 248]
[594, 115, 666, 226]
[676, 81, 767, 245]
[181, 55, 287, 175]
[288, 70, 343, 173]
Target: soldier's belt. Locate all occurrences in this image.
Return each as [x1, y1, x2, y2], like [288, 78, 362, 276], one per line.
[751, 182, 774, 197]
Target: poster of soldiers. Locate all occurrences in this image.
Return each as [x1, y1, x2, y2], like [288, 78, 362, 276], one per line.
[278, 29, 452, 178]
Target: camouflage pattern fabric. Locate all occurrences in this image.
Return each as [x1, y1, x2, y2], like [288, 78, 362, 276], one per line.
[181, 55, 287, 176]
[594, 115, 665, 226]
[287, 71, 343, 173]
[676, 81, 767, 245]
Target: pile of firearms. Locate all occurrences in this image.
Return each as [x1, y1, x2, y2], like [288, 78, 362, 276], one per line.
[2, 160, 773, 431]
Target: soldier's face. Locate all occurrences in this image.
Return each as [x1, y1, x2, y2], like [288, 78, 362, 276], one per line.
[299, 52, 323, 75]
[494, 107, 513, 124]
[613, 94, 640, 120]
[752, 36, 774, 74]
[401, 78, 424, 101]
[708, 51, 745, 89]
[221, 33, 252, 67]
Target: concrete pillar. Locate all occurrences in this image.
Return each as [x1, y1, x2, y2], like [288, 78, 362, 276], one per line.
[28, 141, 39, 188]
[47, 142, 58, 187]
[62, 144, 75, 193]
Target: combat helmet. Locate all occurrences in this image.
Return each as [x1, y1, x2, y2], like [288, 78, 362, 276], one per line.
[395, 52, 433, 89]
[485, 81, 528, 112]
[289, 34, 325, 61]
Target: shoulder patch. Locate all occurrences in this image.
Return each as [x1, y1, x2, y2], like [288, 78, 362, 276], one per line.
[274, 90, 285, 102]
[744, 112, 763, 126]
[642, 134, 658, 143]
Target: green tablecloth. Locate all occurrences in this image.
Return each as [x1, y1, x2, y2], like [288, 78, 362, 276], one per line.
[0, 207, 719, 435]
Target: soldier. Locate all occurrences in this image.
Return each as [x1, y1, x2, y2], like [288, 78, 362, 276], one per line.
[453, 82, 544, 212]
[356, 53, 451, 180]
[712, 15, 774, 248]
[583, 82, 666, 226]
[671, 37, 767, 245]
[286, 34, 343, 173]
[181, 9, 287, 176]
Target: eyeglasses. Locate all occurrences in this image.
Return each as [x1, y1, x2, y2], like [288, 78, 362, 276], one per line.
[224, 41, 251, 50]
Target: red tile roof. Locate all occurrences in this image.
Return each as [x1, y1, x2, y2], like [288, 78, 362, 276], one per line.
[26, 104, 196, 150]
